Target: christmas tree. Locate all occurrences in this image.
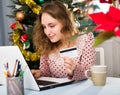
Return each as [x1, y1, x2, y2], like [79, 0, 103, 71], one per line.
[8, 0, 108, 69]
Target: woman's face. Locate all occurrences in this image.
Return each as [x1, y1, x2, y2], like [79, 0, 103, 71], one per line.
[41, 13, 64, 43]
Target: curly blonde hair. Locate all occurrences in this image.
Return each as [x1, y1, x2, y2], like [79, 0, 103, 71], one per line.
[33, 1, 78, 56]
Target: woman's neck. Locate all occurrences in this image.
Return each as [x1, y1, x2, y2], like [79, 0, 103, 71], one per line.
[60, 39, 76, 50]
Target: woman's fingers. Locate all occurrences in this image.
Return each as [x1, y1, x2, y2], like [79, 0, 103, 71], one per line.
[65, 62, 72, 69]
[63, 57, 76, 75]
[31, 69, 41, 79]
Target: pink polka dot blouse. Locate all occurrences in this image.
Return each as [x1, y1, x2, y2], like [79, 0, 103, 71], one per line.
[39, 32, 96, 81]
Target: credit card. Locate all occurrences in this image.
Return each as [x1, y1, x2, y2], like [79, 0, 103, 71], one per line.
[60, 47, 78, 58]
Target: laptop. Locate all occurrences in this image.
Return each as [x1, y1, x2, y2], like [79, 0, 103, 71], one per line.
[0, 46, 74, 91]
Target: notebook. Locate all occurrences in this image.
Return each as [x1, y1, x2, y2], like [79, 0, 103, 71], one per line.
[0, 46, 74, 91]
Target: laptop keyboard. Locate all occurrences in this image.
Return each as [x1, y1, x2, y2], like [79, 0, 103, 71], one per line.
[36, 80, 57, 86]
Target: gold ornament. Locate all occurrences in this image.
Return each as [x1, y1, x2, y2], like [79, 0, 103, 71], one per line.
[16, 11, 25, 21]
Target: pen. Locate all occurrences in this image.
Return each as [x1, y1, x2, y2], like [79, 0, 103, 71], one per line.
[19, 64, 27, 77]
[15, 61, 21, 77]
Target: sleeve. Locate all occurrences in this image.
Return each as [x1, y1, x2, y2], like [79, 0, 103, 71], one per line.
[70, 32, 96, 81]
[39, 55, 51, 77]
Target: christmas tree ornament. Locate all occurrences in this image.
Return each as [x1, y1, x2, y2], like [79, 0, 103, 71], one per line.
[19, 0, 41, 14]
[16, 11, 25, 21]
[75, 20, 80, 28]
[10, 21, 25, 30]
[20, 34, 30, 50]
[20, 34, 28, 42]
[12, 30, 40, 61]
[72, 0, 86, 4]
[38, 0, 44, 4]
[73, 7, 80, 13]
[12, 30, 21, 43]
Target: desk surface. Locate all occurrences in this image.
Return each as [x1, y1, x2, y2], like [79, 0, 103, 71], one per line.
[0, 77, 120, 95]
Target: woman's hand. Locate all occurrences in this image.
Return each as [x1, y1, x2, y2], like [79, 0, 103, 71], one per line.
[31, 69, 41, 79]
[63, 57, 76, 76]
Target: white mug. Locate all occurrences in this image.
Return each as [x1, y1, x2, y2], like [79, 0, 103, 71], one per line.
[85, 65, 107, 86]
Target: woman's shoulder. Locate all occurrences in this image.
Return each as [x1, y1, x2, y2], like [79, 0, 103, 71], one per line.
[75, 32, 94, 48]
[76, 32, 94, 42]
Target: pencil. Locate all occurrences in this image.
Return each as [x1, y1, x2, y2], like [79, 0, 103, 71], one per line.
[12, 59, 18, 77]
[4, 63, 11, 77]
[4, 71, 8, 78]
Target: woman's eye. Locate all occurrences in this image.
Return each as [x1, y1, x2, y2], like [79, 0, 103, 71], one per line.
[50, 25, 55, 28]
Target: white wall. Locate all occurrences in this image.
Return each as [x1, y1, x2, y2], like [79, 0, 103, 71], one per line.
[97, 38, 120, 77]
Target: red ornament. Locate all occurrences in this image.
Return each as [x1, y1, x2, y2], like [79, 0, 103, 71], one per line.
[20, 34, 28, 42]
[20, 34, 30, 49]
[10, 23, 16, 29]
[10, 21, 25, 30]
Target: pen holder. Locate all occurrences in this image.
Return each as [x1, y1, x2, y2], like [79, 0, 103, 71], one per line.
[6, 76, 24, 95]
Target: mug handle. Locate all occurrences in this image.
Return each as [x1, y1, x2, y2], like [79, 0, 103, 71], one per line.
[84, 69, 91, 80]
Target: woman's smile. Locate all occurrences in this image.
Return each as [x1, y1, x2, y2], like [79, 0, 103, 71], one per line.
[48, 34, 55, 40]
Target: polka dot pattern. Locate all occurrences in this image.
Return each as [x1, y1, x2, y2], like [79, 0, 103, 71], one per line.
[39, 32, 96, 81]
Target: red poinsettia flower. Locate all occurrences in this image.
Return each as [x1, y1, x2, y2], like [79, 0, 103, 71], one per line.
[89, 6, 120, 37]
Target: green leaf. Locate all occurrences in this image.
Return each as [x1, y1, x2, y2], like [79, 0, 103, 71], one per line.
[86, 26, 96, 33]
[93, 31, 115, 47]
[67, 33, 86, 42]
[67, 25, 95, 42]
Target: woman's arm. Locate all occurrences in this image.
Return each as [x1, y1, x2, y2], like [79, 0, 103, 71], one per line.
[31, 55, 51, 78]
[70, 33, 96, 81]
[39, 55, 51, 77]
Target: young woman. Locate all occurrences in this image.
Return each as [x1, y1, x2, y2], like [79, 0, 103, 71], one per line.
[31, 1, 96, 81]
